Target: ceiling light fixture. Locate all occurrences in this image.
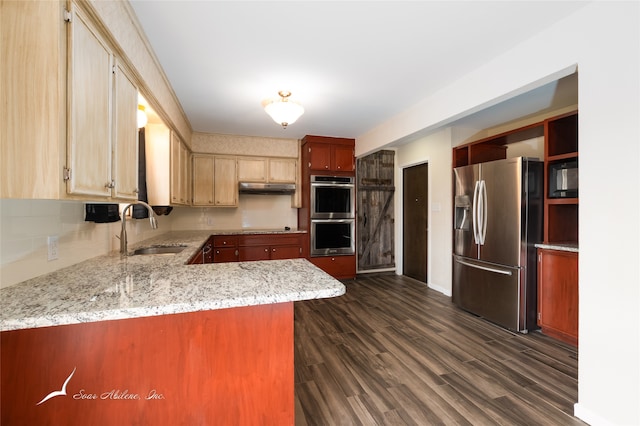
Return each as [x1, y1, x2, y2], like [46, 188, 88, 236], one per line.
[137, 104, 148, 128]
[263, 91, 304, 129]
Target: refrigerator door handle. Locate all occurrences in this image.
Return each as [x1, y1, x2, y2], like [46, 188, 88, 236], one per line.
[455, 258, 513, 276]
[481, 179, 488, 245]
[472, 181, 480, 244]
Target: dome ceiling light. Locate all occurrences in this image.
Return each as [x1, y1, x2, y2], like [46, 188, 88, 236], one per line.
[263, 91, 304, 129]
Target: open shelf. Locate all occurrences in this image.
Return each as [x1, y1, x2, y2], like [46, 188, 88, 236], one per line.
[543, 111, 578, 244]
[546, 113, 578, 157]
[452, 122, 543, 168]
[546, 203, 579, 243]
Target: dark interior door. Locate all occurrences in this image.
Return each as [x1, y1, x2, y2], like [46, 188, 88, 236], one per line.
[403, 163, 428, 282]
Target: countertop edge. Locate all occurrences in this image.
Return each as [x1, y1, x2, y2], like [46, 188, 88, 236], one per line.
[535, 243, 579, 253]
[0, 231, 344, 333]
[0, 286, 345, 332]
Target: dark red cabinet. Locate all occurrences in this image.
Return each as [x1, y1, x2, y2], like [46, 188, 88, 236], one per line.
[537, 248, 578, 346]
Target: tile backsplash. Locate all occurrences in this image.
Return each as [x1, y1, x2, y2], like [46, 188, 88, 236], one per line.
[0, 195, 299, 288]
[170, 194, 298, 231]
[0, 199, 168, 288]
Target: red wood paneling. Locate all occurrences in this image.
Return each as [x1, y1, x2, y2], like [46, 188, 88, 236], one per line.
[1, 303, 294, 425]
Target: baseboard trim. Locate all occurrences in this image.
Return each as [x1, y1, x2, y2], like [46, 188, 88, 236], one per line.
[574, 402, 613, 426]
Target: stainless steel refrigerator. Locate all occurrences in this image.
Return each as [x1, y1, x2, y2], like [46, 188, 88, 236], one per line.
[452, 157, 543, 333]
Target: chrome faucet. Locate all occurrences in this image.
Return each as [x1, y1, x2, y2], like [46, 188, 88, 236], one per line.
[119, 201, 158, 255]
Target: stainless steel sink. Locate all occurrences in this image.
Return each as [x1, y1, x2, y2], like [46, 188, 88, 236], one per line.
[131, 245, 187, 255]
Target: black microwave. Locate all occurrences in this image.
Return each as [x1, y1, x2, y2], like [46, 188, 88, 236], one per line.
[549, 160, 578, 198]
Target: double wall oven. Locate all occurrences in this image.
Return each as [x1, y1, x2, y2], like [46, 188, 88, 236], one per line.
[310, 175, 355, 256]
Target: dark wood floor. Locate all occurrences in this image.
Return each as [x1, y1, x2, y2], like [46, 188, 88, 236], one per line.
[294, 273, 584, 425]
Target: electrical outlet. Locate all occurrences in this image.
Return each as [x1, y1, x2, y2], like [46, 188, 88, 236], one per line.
[47, 236, 59, 261]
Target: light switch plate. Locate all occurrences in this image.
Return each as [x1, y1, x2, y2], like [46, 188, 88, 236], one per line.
[47, 236, 59, 261]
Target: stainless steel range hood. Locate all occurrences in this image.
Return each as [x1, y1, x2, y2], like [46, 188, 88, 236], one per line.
[238, 182, 296, 194]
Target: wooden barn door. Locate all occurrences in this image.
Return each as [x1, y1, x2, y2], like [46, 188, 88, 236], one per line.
[403, 163, 428, 282]
[356, 150, 395, 271]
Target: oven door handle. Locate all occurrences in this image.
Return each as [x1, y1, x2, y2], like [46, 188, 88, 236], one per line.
[311, 219, 355, 223]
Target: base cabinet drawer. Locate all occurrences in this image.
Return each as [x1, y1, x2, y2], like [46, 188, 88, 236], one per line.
[239, 244, 303, 261]
[239, 246, 271, 261]
[309, 255, 355, 280]
[270, 245, 303, 260]
[214, 247, 239, 263]
[203, 234, 305, 263]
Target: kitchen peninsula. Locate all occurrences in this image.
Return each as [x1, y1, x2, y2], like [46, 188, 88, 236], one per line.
[0, 231, 345, 425]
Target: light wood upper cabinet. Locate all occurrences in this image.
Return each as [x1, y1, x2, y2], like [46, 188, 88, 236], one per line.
[1, 1, 141, 201]
[112, 60, 139, 200]
[170, 132, 190, 205]
[66, 3, 139, 200]
[0, 0, 64, 199]
[268, 158, 297, 183]
[237, 158, 268, 182]
[192, 154, 214, 206]
[214, 157, 237, 206]
[66, 4, 113, 197]
[237, 157, 297, 184]
[191, 155, 237, 207]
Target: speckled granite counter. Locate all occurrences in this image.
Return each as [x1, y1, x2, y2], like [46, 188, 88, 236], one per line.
[535, 243, 579, 253]
[0, 231, 344, 332]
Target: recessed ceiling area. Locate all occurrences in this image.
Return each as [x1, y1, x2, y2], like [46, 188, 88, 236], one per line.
[128, 1, 586, 141]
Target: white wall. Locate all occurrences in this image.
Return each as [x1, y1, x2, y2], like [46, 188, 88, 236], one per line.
[395, 128, 452, 295]
[169, 195, 299, 231]
[0, 195, 300, 289]
[356, 2, 640, 425]
[0, 199, 169, 288]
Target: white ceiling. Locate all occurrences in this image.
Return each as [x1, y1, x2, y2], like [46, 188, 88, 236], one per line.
[129, 1, 585, 141]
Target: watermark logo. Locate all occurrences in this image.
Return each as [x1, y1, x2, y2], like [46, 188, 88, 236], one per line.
[36, 368, 165, 405]
[36, 367, 76, 406]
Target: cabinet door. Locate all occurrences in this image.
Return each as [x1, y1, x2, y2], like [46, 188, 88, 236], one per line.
[180, 141, 190, 204]
[237, 158, 267, 182]
[308, 143, 332, 171]
[67, 5, 112, 197]
[333, 145, 354, 172]
[270, 245, 302, 260]
[213, 247, 239, 263]
[192, 155, 214, 205]
[1, 0, 62, 199]
[170, 132, 189, 204]
[112, 60, 138, 200]
[188, 249, 205, 265]
[239, 246, 271, 261]
[269, 159, 297, 183]
[214, 156, 237, 206]
[309, 255, 356, 279]
[538, 249, 578, 345]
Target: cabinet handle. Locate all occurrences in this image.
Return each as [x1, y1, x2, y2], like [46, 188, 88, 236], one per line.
[264, 248, 269, 252]
[216, 250, 220, 254]
[324, 165, 329, 169]
[203, 245, 212, 254]
[272, 248, 276, 252]
[134, 188, 139, 194]
[105, 180, 115, 189]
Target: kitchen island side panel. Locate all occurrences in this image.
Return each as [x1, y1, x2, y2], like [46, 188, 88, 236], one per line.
[1, 302, 294, 425]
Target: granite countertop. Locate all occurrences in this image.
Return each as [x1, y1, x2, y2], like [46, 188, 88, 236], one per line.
[535, 242, 579, 253]
[208, 228, 307, 235]
[0, 231, 343, 332]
